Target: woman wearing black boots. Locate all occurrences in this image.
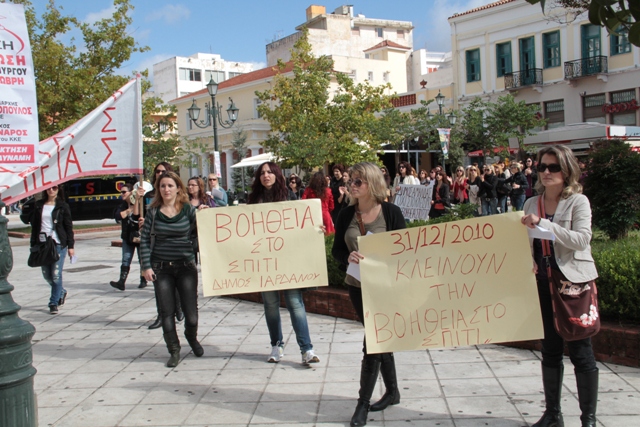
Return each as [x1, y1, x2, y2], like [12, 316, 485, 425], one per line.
[140, 171, 202, 367]
[522, 145, 599, 427]
[332, 162, 406, 427]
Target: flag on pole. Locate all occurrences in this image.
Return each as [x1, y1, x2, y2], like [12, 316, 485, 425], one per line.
[0, 77, 144, 205]
[437, 128, 451, 160]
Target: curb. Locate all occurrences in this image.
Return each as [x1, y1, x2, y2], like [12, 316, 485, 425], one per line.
[9, 225, 120, 239]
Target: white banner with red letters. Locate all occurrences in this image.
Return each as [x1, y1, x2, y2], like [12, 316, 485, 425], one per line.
[0, 3, 39, 166]
[0, 77, 143, 205]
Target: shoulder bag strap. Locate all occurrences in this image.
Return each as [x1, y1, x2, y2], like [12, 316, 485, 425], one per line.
[149, 208, 157, 254]
[355, 209, 366, 236]
[537, 196, 554, 280]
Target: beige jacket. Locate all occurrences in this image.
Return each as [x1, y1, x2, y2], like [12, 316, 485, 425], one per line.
[523, 193, 598, 283]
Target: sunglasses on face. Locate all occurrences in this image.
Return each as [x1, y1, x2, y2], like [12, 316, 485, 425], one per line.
[120, 190, 128, 194]
[208, 178, 217, 181]
[399, 166, 406, 169]
[349, 178, 366, 187]
[155, 170, 166, 174]
[49, 186, 59, 190]
[537, 163, 562, 173]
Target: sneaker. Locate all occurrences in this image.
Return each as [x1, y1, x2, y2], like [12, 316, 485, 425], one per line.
[58, 290, 68, 306]
[49, 305, 58, 315]
[267, 345, 284, 363]
[302, 349, 320, 365]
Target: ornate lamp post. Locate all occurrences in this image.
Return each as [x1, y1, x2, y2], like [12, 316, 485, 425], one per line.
[435, 90, 445, 116]
[0, 202, 37, 426]
[187, 77, 239, 176]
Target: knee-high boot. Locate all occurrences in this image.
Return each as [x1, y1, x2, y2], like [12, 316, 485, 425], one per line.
[163, 331, 181, 368]
[110, 266, 129, 291]
[576, 369, 598, 427]
[351, 355, 381, 427]
[532, 364, 564, 427]
[370, 353, 400, 411]
[148, 291, 162, 330]
[184, 325, 203, 357]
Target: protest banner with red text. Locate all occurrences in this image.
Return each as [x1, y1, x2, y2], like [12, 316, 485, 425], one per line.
[0, 77, 143, 205]
[0, 3, 39, 166]
[359, 212, 543, 353]
[197, 199, 329, 297]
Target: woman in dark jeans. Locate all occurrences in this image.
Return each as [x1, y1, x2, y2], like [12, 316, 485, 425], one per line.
[506, 163, 528, 211]
[522, 145, 599, 427]
[429, 171, 450, 218]
[332, 162, 406, 427]
[23, 185, 75, 314]
[140, 171, 202, 368]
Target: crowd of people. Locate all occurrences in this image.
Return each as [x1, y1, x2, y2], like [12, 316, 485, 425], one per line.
[20, 146, 599, 427]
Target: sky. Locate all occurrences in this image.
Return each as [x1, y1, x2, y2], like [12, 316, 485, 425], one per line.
[30, 0, 496, 84]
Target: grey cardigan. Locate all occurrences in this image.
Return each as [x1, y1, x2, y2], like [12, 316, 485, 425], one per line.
[523, 193, 598, 283]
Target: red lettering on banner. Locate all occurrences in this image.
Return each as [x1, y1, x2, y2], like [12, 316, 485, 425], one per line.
[102, 108, 116, 132]
[111, 90, 123, 101]
[40, 165, 51, 187]
[101, 137, 117, 168]
[64, 145, 82, 177]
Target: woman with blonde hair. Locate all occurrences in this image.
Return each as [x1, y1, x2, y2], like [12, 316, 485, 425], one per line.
[521, 145, 598, 427]
[332, 162, 406, 426]
[466, 166, 482, 215]
[140, 172, 202, 367]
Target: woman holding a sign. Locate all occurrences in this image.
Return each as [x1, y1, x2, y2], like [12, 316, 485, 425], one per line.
[332, 162, 406, 427]
[140, 172, 202, 368]
[248, 161, 321, 366]
[522, 145, 599, 427]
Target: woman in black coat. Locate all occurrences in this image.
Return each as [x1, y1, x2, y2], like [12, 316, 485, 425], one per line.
[332, 162, 406, 427]
[506, 163, 529, 211]
[23, 185, 75, 314]
[430, 170, 451, 218]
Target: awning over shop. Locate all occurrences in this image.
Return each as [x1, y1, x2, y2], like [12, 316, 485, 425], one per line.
[467, 147, 518, 157]
[230, 153, 276, 169]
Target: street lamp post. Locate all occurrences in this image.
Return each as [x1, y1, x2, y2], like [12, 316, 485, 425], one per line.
[187, 77, 239, 176]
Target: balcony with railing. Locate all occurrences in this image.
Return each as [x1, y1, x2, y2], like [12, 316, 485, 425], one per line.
[504, 69, 543, 90]
[564, 56, 608, 80]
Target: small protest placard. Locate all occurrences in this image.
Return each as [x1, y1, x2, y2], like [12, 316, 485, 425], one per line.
[197, 199, 329, 296]
[394, 184, 433, 221]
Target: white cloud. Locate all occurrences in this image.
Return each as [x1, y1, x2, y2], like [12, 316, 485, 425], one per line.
[248, 61, 267, 71]
[84, 6, 116, 25]
[145, 4, 191, 25]
[419, 0, 494, 52]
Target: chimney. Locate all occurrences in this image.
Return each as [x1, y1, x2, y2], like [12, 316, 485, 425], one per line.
[306, 5, 326, 21]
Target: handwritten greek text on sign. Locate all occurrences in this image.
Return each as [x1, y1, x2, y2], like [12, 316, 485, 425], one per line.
[359, 212, 543, 353]
[197, 199, 329, 296]
[394, 184, 433, 220]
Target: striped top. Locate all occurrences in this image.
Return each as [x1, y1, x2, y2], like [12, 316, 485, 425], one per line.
[140, 204, 196, 270]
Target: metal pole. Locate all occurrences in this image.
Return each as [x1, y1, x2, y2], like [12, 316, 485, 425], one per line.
[211, 94, 220, 176]
[0, 202, 38, 426]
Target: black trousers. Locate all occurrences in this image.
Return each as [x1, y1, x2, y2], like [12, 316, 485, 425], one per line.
[537, 278, 597, 373]
[153, 261, 199, 335]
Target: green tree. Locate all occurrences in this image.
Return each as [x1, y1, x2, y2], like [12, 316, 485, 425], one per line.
[4, 0, 149, 140]
[374, 107, 413, 166]
[256, 28, 392, 170]
[584, 139, 640, 239]
[526, 0, 639, 47]
[230, 127, 253, 193]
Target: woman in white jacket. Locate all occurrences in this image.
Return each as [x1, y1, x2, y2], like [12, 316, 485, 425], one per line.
[521, 145, 598, 427]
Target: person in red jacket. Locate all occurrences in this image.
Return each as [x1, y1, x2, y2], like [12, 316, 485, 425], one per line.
[302, 171, 335, 234]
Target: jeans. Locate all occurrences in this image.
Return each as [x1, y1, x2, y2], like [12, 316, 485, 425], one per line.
[537, 278, 597, 372]
[42, 245, 67, 307]
[481, 198, 497, 216]
[498, 195, 508, 213]
[152, 261, 199, 335]
[121, 240, 140, 267]
[510, 193, 526, 211]
[262, 289, 313, 353]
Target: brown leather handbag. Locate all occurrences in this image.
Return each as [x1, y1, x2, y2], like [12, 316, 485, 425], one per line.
[538, 197, 600, 341]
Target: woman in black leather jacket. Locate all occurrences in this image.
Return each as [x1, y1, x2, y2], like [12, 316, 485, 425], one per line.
[22, 185, 75, 314]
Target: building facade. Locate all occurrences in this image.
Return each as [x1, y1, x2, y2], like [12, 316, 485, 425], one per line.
[448, 0, 639, 152]
[153, 53, 257, 103]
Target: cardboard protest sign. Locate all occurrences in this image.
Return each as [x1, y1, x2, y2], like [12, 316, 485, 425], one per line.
[197, 199, 329, 296]
[358, 212, 543, 353]
[394, 184, 433, 220]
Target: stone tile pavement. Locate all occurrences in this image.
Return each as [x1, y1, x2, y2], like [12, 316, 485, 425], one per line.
[5, 224, 640, 426]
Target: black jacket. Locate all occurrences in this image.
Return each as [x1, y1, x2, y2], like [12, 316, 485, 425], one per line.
[114, 201, 140, 242]
[23, 199, 74, 249]
[432, 183, 451, 208]
[478, 174, 498, 199]
[506, 171, 528, 196]
[332, 202, 406, 268]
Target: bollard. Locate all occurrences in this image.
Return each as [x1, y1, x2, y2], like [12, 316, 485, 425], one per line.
[0, 201, 38, 426]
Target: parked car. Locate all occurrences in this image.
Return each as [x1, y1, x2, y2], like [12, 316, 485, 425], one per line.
[20, 176, 139, 223]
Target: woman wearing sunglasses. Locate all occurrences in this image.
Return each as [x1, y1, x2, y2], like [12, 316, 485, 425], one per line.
[288, 175, 304, 200]
[391, 161, 419, 201]
[23, 184, 75, 314]
[332, 163, 406, 427]
[248, 162, 321, 366]
[522, 145, 599, 427]
[452, 166, 468, 204]
[187, 177, 215, 210]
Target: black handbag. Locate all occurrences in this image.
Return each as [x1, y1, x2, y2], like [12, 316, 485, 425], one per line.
[28, 232, 60, 267]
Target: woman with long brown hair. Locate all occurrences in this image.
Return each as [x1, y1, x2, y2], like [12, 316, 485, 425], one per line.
[140, 172, 202, 368]
[248, 162, 321, 365]
[187, 176, 215, 209]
